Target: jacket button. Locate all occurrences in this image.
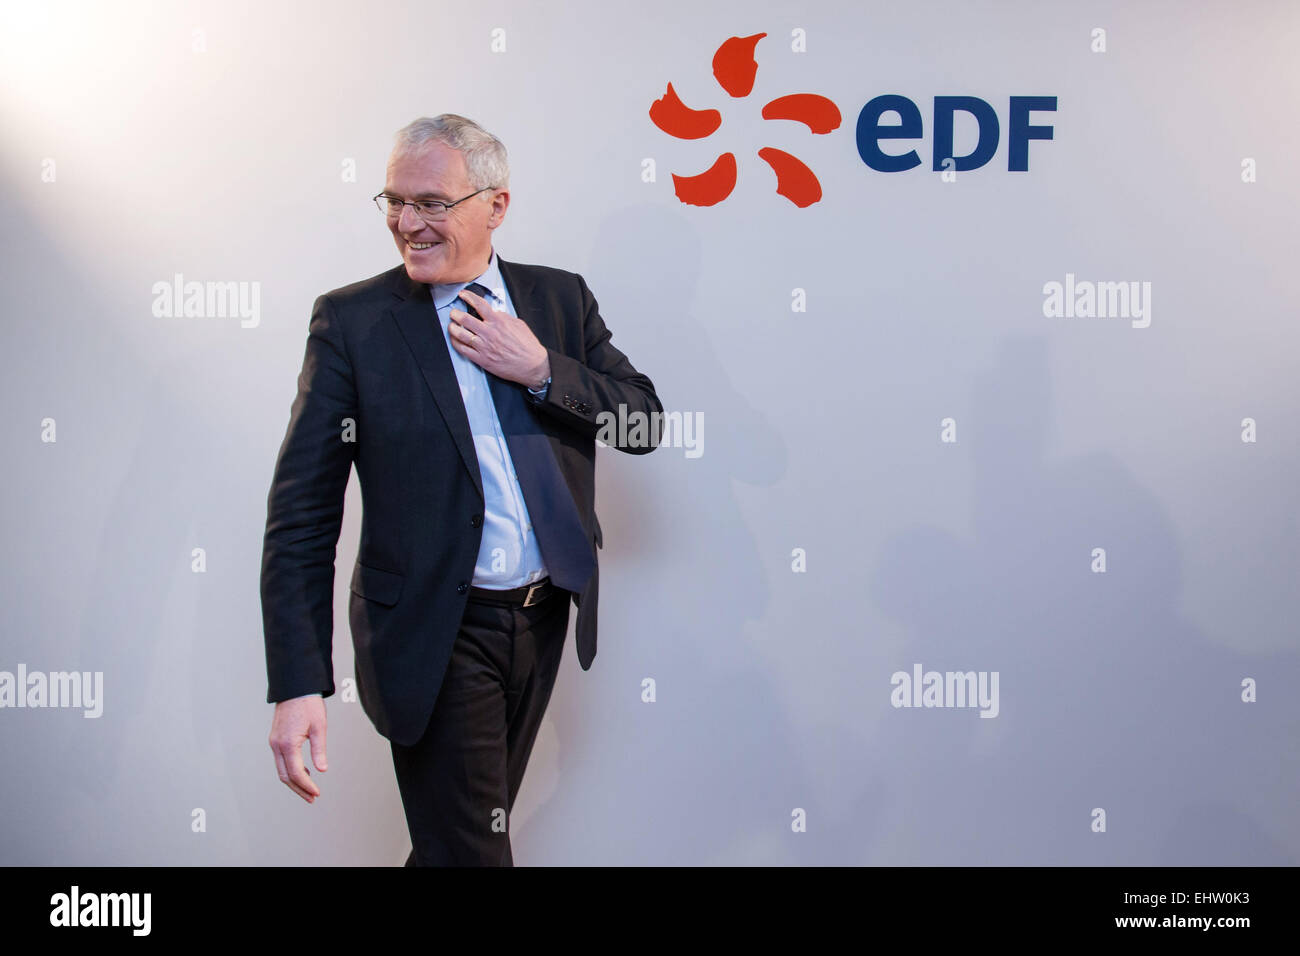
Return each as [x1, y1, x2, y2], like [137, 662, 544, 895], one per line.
[470, 514, 482, 528]
[456, 582, 469, 594]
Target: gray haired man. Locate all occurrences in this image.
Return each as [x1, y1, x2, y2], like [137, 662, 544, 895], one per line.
[261, 114, 662, 864]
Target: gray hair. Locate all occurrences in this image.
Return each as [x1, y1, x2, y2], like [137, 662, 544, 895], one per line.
[392, 115, 509, 194]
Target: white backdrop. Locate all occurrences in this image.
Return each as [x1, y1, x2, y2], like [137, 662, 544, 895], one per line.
[2, 0, 1298, 864]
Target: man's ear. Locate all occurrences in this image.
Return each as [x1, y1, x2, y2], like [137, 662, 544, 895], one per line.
[487, 188, 509, 229]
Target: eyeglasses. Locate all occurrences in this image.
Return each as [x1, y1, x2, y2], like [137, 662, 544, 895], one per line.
[373, 187, 495, 223]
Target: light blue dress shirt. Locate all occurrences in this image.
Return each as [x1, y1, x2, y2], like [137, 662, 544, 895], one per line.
[429, 249, 549, 589]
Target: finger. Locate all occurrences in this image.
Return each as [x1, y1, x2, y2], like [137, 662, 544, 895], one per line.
[309, 722, 328, 773]
[281, 739, 321, 799]
[458, 289, 494, 317]
[450, 335, 490, 369]
[272, 745, 315, 802]
[449, 323, 478, 349]
[274, 746, 315, 801]
[449, 332, 475, 357]
[449, 307, 487, 331]
[463, 290, 517, 324]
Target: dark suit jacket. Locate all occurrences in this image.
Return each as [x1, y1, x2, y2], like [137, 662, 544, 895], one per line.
[261, 255, 662, 746]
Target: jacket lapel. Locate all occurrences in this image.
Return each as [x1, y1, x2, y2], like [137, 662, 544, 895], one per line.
[387, 255, 554, 502]
[497, 256, 554, 350]
[389, 269, 483, 499]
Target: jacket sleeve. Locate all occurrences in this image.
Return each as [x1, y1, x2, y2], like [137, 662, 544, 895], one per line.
[528, 273, 663, 454]
[260, 293, 358, 703]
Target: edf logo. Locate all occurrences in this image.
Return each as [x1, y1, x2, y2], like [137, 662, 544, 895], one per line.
[857, 95, 1057, 173]
[651, 31, 1058, 207]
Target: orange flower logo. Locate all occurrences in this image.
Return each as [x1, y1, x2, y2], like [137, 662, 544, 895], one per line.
[650, 32, 841, 207]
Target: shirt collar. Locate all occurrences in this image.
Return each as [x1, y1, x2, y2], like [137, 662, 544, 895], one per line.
[430, 248, 502, 310]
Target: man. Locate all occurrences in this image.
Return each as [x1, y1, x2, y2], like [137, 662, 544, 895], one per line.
[260, 114, 662, 865]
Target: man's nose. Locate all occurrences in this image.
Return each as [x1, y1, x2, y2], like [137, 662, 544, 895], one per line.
[396, 203, 427, 233]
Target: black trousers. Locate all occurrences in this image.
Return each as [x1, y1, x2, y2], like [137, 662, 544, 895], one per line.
[390, 587, 570, 866]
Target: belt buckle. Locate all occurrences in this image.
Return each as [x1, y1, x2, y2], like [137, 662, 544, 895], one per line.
[522, 581, 544, 607]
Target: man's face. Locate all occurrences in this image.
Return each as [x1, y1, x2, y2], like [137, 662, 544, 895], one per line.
[383, 141, 508, 285]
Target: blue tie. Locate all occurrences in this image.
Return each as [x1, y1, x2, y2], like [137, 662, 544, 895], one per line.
[458, 283, 596, 594]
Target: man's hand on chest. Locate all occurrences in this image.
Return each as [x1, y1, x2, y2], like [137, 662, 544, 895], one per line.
[448, 287, 552, 389]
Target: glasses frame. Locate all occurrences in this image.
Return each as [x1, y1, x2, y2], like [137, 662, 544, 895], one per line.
[373, 187, 496, 222]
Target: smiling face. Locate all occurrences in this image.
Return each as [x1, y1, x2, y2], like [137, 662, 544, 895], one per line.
[383, 140, 508, 285]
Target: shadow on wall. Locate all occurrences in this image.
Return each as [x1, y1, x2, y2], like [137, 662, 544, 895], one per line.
[870, 334, 1299, 864]
[0, 184, 399, 864]
[521, 202, 811, 864]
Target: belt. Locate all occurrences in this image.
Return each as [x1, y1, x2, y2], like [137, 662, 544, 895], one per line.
[467, 576, 555, 608]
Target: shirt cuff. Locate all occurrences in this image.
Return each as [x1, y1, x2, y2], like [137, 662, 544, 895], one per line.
[526, 375, 552, 400]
